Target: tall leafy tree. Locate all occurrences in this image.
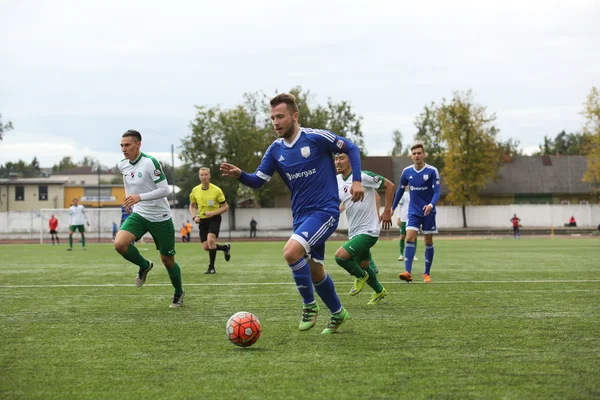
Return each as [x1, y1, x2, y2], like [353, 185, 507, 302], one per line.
[181, 105, 266, 228]
[581, 87, 600, 192]
[414, 102, 446, 171]
[0, 157, 41, 178]
[180, 87, 366, 226]
[438, 90, 500, 227]
[391, 129, 405, 156]
[78, 156, 99, 167]
[52, 156, 78, 172]
[0, 113, 13, 142]
[497, 138, 522, 160]
[535, 130, 591, 155]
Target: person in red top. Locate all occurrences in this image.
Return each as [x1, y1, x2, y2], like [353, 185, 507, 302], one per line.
[569, 216, 577, 227]
[49, 214, 60, 245]
[510, 214, 521, 239]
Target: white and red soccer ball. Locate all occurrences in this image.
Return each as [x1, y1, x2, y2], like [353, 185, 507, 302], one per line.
[226, 312, 261, 347]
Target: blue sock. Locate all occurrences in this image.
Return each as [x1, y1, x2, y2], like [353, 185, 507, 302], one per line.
[424, 245, 434, 275]
[314, 272, 342, 314]
[289, 258, 315, 305]
[404, 242, 416, 273]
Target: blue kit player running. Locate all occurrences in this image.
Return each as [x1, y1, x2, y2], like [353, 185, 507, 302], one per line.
[391, 142, 441, 283]
[220, 93, 364, 334]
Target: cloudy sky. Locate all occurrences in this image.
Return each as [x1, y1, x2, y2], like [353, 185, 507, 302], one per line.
[1, 0, 598, 168]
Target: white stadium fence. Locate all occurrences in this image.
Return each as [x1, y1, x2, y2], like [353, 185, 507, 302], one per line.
[0, 204, 598, 242]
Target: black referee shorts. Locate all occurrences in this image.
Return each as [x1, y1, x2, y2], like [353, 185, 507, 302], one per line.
[198, 215, 222, 242]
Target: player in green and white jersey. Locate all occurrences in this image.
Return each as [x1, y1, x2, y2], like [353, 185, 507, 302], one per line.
[115, 129, 184, 308]
[334, 153, 395, 305]
[67, 197, 89, 251]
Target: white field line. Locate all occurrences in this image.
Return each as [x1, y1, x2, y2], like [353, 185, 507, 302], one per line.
[0, 280, 599, 289]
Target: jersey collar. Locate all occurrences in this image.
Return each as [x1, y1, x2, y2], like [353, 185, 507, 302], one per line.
[282, 128, 303, 148]
[412, 163, 428, 173]
[129, 152, 144, 165]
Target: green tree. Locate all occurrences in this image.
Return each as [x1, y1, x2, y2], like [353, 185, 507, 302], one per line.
[180, 87, 364, 226]
[78, 156, 99, 167]
[581, 87, 600, 192]
[288, 87, 366, 155]
[52, 156, 77, 172]
[181, 105, 266, 228]
[0, 113, 13, 142]
[174, 164, 200, 209]
[0, 157, 41, 178]
[414, 102, 446, 171]
[391, 129, 405, 156]
[535, 131, 591, 155]
[438, 90, 501, 227]
[497, 138, 522, 160]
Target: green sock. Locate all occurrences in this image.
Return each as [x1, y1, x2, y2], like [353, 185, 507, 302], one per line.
[81, 235, 86, 247]
[69, 235, 73, 248]
[365, 264, 383, 293]
[400, 238, 405, 256]
[167, 263, 184, 295]
[369, 259, 378, 273]
[334, 257, 366, 278]
[122, 244, 149, 269]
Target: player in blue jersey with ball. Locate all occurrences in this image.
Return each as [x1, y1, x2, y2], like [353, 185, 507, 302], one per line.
[220, 93, 364, 334]
[391, 142, 441, 283]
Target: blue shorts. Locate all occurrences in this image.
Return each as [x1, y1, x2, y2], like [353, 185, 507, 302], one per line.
[291, 210, 339, 263]
[407, 213, 438, 234]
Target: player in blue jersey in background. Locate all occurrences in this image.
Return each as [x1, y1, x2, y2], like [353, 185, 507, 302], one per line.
[120, 205, 131, 227]
[391, 142, 441, 283]
[221, 93, 364, 334]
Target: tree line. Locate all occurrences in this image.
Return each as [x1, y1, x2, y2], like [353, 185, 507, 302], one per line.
[2, 86, 599, 228]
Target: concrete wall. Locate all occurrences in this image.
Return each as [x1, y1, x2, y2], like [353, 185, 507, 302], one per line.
[1, 205, 598, 239]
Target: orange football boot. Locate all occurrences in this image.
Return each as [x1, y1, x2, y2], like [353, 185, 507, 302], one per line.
[398, 271, 413, 282]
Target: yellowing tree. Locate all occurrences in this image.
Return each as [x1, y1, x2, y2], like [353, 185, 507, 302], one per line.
[438, 90, 500, 227]
[582, 87, 600, 192]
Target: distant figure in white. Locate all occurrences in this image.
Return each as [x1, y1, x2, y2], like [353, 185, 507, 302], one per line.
[67, 198, 89, 251]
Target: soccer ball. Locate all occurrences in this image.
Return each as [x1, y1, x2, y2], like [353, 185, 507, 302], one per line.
[226, 311, 262, 347]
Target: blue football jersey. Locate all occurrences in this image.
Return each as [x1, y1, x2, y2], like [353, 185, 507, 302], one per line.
[121, 205, 131, 222]
[253, 127, 360, 217]
[398, 164, 441, 217]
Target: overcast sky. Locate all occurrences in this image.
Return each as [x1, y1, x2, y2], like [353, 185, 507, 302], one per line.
[1, 0, 598, 168]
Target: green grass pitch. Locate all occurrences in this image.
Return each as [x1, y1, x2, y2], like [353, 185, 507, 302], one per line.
[1, 238, 599, 399]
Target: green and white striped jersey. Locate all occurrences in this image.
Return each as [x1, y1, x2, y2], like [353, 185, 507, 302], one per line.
[118, 152, 171, 222]
[337, 170, 384, 239]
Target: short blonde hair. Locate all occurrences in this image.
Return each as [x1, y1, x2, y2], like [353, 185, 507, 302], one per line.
[199, 167, 211, 174]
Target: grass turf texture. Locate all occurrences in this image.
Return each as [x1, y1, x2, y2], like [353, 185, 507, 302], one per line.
[1, 238, 599, 399]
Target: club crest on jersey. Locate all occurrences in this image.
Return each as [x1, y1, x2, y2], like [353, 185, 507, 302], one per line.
[153, 169, 161, 176]
[301, 146, 310, 158]
[336, 139, 345, 149]
[423, 174, 429, 181]
[138, 172, 143, 178]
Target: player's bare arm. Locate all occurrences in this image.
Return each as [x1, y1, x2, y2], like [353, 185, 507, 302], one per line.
[189, 202, 200, 223]
[205, 201, 229, 218]
[220, 163, 242, 178]
[380, 177, 395, 229]
[124, 194, 142, 209]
